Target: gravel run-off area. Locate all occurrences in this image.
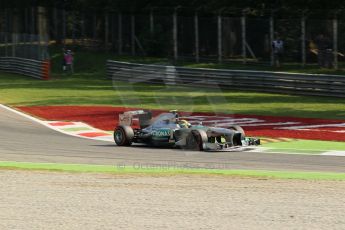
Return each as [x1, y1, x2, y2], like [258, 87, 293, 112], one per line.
[1, 169, 345, 230]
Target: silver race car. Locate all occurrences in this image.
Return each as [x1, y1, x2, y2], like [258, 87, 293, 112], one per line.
[114, 110, 260, 151]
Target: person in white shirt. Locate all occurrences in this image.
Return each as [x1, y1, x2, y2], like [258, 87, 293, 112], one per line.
[272, 35, 284, 67]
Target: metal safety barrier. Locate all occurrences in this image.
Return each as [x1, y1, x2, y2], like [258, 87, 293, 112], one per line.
[107, 60, 345, 98]
[0, 57, 50, 80]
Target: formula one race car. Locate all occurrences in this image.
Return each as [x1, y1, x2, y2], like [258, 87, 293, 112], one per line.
[113, 110, 260, 151]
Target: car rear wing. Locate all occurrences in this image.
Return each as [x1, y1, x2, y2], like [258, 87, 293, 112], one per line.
[119, 110, 152, 128]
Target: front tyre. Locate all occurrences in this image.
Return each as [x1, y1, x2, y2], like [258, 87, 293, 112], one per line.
[186, 129, 208, 151]
[114, 125, 134, 146]
[227, 125, 245, 146]
[228, 125, 245, 136]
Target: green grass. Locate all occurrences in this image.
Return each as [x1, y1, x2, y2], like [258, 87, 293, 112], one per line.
[1, 47, 345, 119]
[2, 71, 345, 119]
[264, 140, 345, 152]
[1, 161, 345, 180]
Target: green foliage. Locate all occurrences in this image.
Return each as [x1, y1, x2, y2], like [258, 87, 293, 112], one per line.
[137, 25, 172, 56]
[49, 45, 167, 75]
[2, 0, 345, 15]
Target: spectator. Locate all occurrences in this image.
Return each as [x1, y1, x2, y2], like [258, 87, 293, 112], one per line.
[272, 35, 284, 67]
[62, 48, 67, 71]
[315, 34, 332, 68]
[64, 49, 74, 74]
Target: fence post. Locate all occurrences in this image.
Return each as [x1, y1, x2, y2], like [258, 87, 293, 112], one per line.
[150, 8, 154, 34]
[30, 8, 35, 59]
[105, 12, 109, 50]
[53, 7, 58, 41]
[301, 15, 306, 67]
[4, 32, 8, 57]
[37, 6, 48, 60]
[269, 15, 274, 66]
[7, 9, 12, 35]
[62, 9, 66, 44]
[333, 17, 338, 70]
[93, 13, 97, 39]
[29, 33, 34, 60]
[71, 14, 75, 45]
[111, 14, 115, 50]
[12, 33, 15, 57]
[194, 11, 199, 63]
[12, 9, 18, 58]
[31, 7, 35, 34]
[173, 7, 178, 61]
[118, 12, 122, 55]
[4, 9, 8, 56]
[25, 8, 30, 34]
[217, 13, 222, 63]
[44, 34, 49, 60]
[131, 14, 136, 55]
[81, 13, 85, 46]
[241, 11, 247, 64]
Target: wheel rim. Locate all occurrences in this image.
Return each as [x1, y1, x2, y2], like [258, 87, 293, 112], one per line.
[187, 133, 199, 149]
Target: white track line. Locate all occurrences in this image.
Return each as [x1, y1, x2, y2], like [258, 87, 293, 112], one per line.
[0, 104, 51, 127]
[3, 104, 345, 155]
[0, 104, 113, 142]
[322, 151, 345, 156]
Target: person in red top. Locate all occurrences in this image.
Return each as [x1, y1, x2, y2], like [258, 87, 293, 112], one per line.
[64, 50, 74, 74]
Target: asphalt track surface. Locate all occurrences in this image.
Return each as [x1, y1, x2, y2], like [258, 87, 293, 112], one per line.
[1, 106, 345, 173]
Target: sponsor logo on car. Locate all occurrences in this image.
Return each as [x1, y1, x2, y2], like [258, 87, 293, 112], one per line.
[152, 129, 171, 137]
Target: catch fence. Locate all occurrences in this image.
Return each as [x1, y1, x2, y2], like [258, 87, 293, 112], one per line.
[107, 60, 345, 98]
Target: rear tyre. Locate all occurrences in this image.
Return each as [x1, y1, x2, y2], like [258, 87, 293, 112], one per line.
[186, 129, 208, 151]
[114, 125, 134, 146]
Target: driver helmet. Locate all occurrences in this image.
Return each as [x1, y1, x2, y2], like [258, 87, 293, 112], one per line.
[178, 119, 191, 128]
